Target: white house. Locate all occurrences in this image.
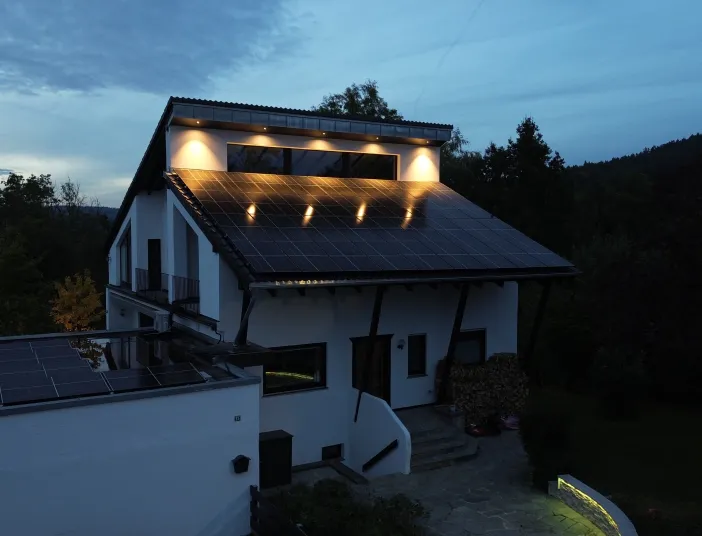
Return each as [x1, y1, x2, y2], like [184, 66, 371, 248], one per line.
[0, 97, 578, 536]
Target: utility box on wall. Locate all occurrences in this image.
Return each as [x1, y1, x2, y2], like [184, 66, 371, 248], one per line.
[259, 430, 293, 489]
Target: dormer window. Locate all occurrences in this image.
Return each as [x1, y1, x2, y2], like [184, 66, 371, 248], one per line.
[227, 144, 397, 180]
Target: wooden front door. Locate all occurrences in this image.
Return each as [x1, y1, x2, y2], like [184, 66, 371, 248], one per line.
[352, 335, 392, 405]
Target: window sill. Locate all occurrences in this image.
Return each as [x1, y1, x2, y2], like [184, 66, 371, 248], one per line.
[407, 373, 428, 379]
[263, 386, 328, 398]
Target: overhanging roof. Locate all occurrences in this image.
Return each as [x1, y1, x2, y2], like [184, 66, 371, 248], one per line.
[164, 169, 578, 288]
[105, 97, 454, 253]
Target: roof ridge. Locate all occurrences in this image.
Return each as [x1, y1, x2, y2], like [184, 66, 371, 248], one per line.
[170, 96, 453, 130]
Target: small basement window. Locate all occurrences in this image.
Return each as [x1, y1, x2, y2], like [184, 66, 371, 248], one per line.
[407, 334, 427, 377]
[453, 329, 486, 365]
[263, 343, 327, 395]
[322, 443, 343, 461]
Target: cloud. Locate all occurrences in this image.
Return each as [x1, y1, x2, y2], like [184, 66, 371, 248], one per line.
[0, 0, 302, 94]
[0, 168, 13, 175]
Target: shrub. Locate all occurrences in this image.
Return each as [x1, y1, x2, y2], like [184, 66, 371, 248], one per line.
[271, 479, 427, 536]
[519, 392, 573, 491]
[451, 353, 529, 425]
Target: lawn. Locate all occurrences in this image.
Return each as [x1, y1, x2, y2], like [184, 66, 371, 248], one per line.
[536, 389, 702, 536]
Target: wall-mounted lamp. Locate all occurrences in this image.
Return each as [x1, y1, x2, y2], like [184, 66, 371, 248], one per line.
[232, 455, 251, 474]
[397, 339, 406, 350]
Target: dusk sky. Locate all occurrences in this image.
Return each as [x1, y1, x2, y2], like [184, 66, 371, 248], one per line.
[1, 0, 700, 208]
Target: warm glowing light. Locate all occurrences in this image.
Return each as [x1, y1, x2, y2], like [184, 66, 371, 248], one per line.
[356, 203, 366, 220]
[376, 137, 379, 140]
[196, 120, 200, 124]
[405, 209, 413, 218]
[263, 127, 267, 130]
[246, 204, 256, 216]
[322, 132, 326, 136]
[305, 205, 314, 217]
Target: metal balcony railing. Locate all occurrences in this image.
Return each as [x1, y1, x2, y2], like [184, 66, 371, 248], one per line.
[172, 275, 200, 315]
[135, 269, 169, 304]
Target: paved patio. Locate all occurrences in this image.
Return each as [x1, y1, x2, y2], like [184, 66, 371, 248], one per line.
[354, 431, 603, 536]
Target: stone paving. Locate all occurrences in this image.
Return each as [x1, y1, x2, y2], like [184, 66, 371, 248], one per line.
[352, 432, 603, 536]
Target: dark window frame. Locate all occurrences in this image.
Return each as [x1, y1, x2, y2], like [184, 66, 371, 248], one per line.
[407, 333, 427, 377]
[227, 143, 397, 180]
[118, 225, 132, 286]
[263, 342, 327, 395]
[453, 329, 487, 366]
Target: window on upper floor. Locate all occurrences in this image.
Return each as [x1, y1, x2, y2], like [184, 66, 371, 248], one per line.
[227, 144, 397, 180]
[119, 226, 131, 287]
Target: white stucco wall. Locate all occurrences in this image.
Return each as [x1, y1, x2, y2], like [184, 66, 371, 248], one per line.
[108, 202, 136, 288]
[347, 390, 412, 478]
[243, 282, 518, 466]
[166, 189, 221, 320]
[168, 126, 441, 182]
[0, 385, 259, 536]
[133, 190, 167, 275]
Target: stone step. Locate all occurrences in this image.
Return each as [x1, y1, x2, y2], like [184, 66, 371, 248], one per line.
[410, 427, 462, 444]
[411, 441, 480, 473]
[411, 437, 469, 460]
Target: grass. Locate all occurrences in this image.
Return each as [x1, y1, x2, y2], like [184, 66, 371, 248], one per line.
[535, 388, 702, 535]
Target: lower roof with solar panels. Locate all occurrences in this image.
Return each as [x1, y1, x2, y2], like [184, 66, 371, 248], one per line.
[0, 336, 258, 414]
[165, 169, 578, 289]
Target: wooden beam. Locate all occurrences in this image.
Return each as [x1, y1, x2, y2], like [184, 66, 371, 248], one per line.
[353, 285, 386, 422]
[523, 280, 552, 384]
[438, 283, 470, 403]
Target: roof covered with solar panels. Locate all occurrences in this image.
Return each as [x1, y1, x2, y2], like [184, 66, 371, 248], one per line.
[0, 337, 257, 412]
[165, 169, 578, 288]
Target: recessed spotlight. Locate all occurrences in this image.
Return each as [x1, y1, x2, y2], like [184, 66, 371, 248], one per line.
[376, 137, 379, 140]
[322, 132, 326, 136]
[426, 140, 430, 144]
[196, 120, 200, 124]
[263, 127, 267, 130]
[305, 206, 314, 217]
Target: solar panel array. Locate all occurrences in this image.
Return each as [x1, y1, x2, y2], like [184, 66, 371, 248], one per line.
[0, 339, 207, 407]
[173, 169, 573, 275]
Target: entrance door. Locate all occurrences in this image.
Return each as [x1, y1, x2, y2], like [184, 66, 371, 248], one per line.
[352, 335, 392, 405]
[147, 239, 162, 290]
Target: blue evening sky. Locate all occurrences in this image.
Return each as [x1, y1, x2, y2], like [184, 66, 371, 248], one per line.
[0, 0, 700, 207]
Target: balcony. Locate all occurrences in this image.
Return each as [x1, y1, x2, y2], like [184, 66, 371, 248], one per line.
[135, 269, 169, 305]
[172, 275, 200, 315]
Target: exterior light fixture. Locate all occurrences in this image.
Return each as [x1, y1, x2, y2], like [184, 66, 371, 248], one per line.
[356, 203, 366, 220]
[263, 127, 267, 130]
[376, 137, 379, 140]
[322, 132, 326, 136]
[196, 120, 200, 124]
[305, 206, 314, 217]
[246, 204, 256, 217]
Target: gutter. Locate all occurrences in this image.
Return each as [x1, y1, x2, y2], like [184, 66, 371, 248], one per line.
[249, 270, 581, 290]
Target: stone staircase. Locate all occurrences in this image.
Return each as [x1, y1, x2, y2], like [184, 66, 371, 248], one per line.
[396, 406, 479, 473]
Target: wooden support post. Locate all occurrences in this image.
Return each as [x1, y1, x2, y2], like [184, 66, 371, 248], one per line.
[438, 283, 470, 403]
[523, 280, 552, 383]
[353, 285, 385, 422]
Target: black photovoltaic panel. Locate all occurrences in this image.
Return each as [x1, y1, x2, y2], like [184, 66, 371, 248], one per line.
[34, 346, 81, 359]
[1, 386, 58, 405]
[0, 348, 36, 361]
[0, 360, 43, 374]
[172, 169, 574, 275]
[41, 357, 91, 371]
[30, 338, 72, 348]
[103, 368, 161, 393]
[55, 379, 110, 399]
[0, 341, 32, 350]
[0, 371, 51, 389]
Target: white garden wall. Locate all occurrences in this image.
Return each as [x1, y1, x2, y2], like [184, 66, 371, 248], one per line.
[0, 384, 260, 536]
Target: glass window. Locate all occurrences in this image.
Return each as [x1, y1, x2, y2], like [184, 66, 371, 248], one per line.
[453, 330, 486, 365]
[119, 227, 131, 286]
[349, 153, 396, 180]
[407, 334, 427, 376]
[226, 144, 397, 180]
[290, 148, 344, 177]
[227, 145, 285, 174]
[263, 343, 327, 394]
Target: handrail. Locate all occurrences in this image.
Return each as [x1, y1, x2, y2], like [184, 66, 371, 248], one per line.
[361, 439, 398, 473]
